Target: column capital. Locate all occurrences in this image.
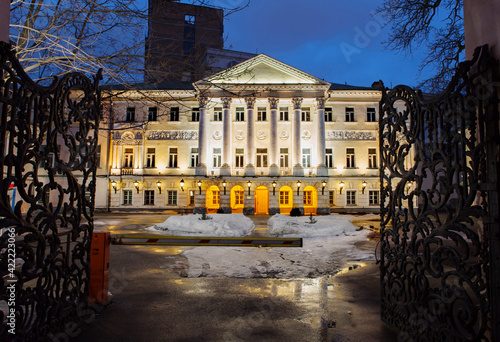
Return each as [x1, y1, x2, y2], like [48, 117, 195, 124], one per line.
[316, 97, 326, 109]
[292, 97, 303, 110]
[221, 97, 232, 109]
[268, 97, 279, 110]
[197, 96, 208, 109]
[245, 96, 256, 109]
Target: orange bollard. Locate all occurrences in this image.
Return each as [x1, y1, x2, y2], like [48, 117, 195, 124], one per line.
[89, 232, 110, 303]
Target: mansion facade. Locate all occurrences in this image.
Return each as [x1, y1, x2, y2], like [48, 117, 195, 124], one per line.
[96, 54, 386, 214]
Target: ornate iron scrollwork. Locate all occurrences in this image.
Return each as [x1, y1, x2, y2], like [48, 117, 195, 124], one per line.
[0, 41, 101, 340]
[379, 45, 499, 341]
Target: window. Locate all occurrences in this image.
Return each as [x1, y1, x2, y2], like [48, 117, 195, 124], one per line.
[303, 191, 312, 205]
[368, 148, 377, 168]
[169, 148, 178, 168]
[235, 107, 245, 122]
[301, 107, 311, 122]
[126, 107, 135, 122]
[279, 107, 289, 121]
[167, 190, 178, 205]
[123, 148, 134, 168]
[369, 190, 380, 205]
[256, 148, 268, 167]
[183, 41, 194, 56]
[213, 148, 221, 167]
[144, 190, 155, 205]
[185, 14, 195, 25]
[280, 191, 290, 205]
[123, 190, 132, 205]
[170, 107, 179, 121]
[325, 107, 333, 122]
[329, 191, 335, 206]
[190, 148, 198, 167]
[146, 148, 156, 168]
[325, 148, 333, 168]
[235, 148, 244, 168]
[346, 190, 356, 205]
[302, 148, 311, 168]
[346, 148, 355, 168]
[280, 148, 289, 168]
[189, 190, 195, 205]
[191, 107, 200, 122]
[367, 108, 376, 122]
[257, 107, 267, 121]
[95, 145, 101, 168]
[148, 107, 157, 121]
[213, 107, 222, 121]
[345, 107, 355, 122]
[235, 190, 244, 205]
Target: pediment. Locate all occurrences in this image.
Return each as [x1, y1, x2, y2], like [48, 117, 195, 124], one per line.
[196, 54, 330, 86]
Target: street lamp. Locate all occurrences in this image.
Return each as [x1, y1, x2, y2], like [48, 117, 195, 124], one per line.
[197, 180, 202, 194]
[339, 180, 344, 194]
[180, 179, 185, 191]
[297, 180, 301, 196]
[222, 180, 227, 195]
[157, 180, 162, 194]
[322, 180, 327, 195]
[111, 180, 117, 194]
[247, 180, 252, 196]
[362, 180, 367, 194]
[134, 180, 139, 194]
[272, 180, 277, 196]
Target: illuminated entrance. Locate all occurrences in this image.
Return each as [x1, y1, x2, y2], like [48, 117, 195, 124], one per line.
[254, 186, 269, 215]
[279, 186, 293, 215]
[230, 185, 245, 214]
[303, 186, 318, 215]
[206, 185, 220, 213]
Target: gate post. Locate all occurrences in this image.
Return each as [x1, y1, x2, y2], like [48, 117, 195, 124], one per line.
[90, 232, 111, 303]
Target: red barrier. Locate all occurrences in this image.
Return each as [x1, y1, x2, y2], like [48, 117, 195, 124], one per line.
[89, 232, 110, 303]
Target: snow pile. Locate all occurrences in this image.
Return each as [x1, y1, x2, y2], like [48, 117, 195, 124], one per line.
[268, 214, 359, 237]
[182, 214, 375, 279]
[146, 214, 254, 237]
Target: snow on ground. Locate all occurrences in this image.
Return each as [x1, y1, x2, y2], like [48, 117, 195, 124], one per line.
[146, 213, 254, 237]
[179, 214, 376, 279]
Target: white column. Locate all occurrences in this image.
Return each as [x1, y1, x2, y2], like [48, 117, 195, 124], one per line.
[316, 97, 327, 177]
[138, 143, 144, 174]
[112, 144, 118, 169]
[292, 97, 304, 177]
[196, 96, 208, 176]
[116, 145, 123, 169]
[134, 144, 139, 169]
[269, 97, 279, 177]
[220, 97, 232, 176]
[244, 96, 256, 177]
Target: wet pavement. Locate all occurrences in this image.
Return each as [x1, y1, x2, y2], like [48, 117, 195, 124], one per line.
[73, 213, 397, 342]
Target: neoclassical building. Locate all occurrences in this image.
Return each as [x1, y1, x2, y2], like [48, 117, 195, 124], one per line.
[97, 54, 384, 214]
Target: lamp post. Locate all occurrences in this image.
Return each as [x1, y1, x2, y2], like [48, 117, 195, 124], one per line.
[272, 180, 277, 196]
[197, 180, 202, 194]
[297, 180, 301, 196]
[222, 180, 227, 195]
[180, 179, 185, 191]
[247, 180, 251, 196]
[134, 181, 139, 194]
[362, 180, 367, 194]
[157, 181, 162, 194]
[322, 180, 327, 195]
[339, 180, 344, 194]
[111, 180, 117, 194]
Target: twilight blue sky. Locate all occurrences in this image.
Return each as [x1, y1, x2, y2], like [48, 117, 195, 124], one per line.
[217, 0, 435, 88]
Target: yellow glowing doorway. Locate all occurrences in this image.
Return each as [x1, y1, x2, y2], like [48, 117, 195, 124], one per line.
[206, 185, 220, 214]
[303, 186, 318, 215]
[254, 186, 269, 215]
[230, 185, 245, 214]
[279, 186, 293, 215]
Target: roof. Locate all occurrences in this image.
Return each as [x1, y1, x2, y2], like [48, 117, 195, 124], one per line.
[328, 82, 375, 91]
[101, 81, 195, 91]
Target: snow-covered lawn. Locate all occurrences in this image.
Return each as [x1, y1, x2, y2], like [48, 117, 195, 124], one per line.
[146, 213, 254, 237]
[147, 213, 377, 279]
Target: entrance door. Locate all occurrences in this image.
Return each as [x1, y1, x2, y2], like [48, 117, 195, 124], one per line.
[254, 186, 268, 215]
[205, 185, 220, 213]
[279, 186, 293, 215]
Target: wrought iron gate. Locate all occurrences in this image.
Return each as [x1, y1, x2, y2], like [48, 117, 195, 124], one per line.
[0, 42, 101, 340]
[379, 45, 500, 341]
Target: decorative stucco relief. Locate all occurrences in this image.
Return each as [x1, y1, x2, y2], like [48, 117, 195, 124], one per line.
[279, 130, 289, 140]
[147, 130, 198, 140]
[235, 130, 245, 140]
[213, 130, 222, 140]
[325, 130, 376, 140]
[302, 130, 312, 140]
[257, 130, 267, 140]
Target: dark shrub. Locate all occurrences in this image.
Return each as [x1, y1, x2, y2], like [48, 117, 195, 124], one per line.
[217, 207, 225, 214]
[290, 208, 302, 217]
